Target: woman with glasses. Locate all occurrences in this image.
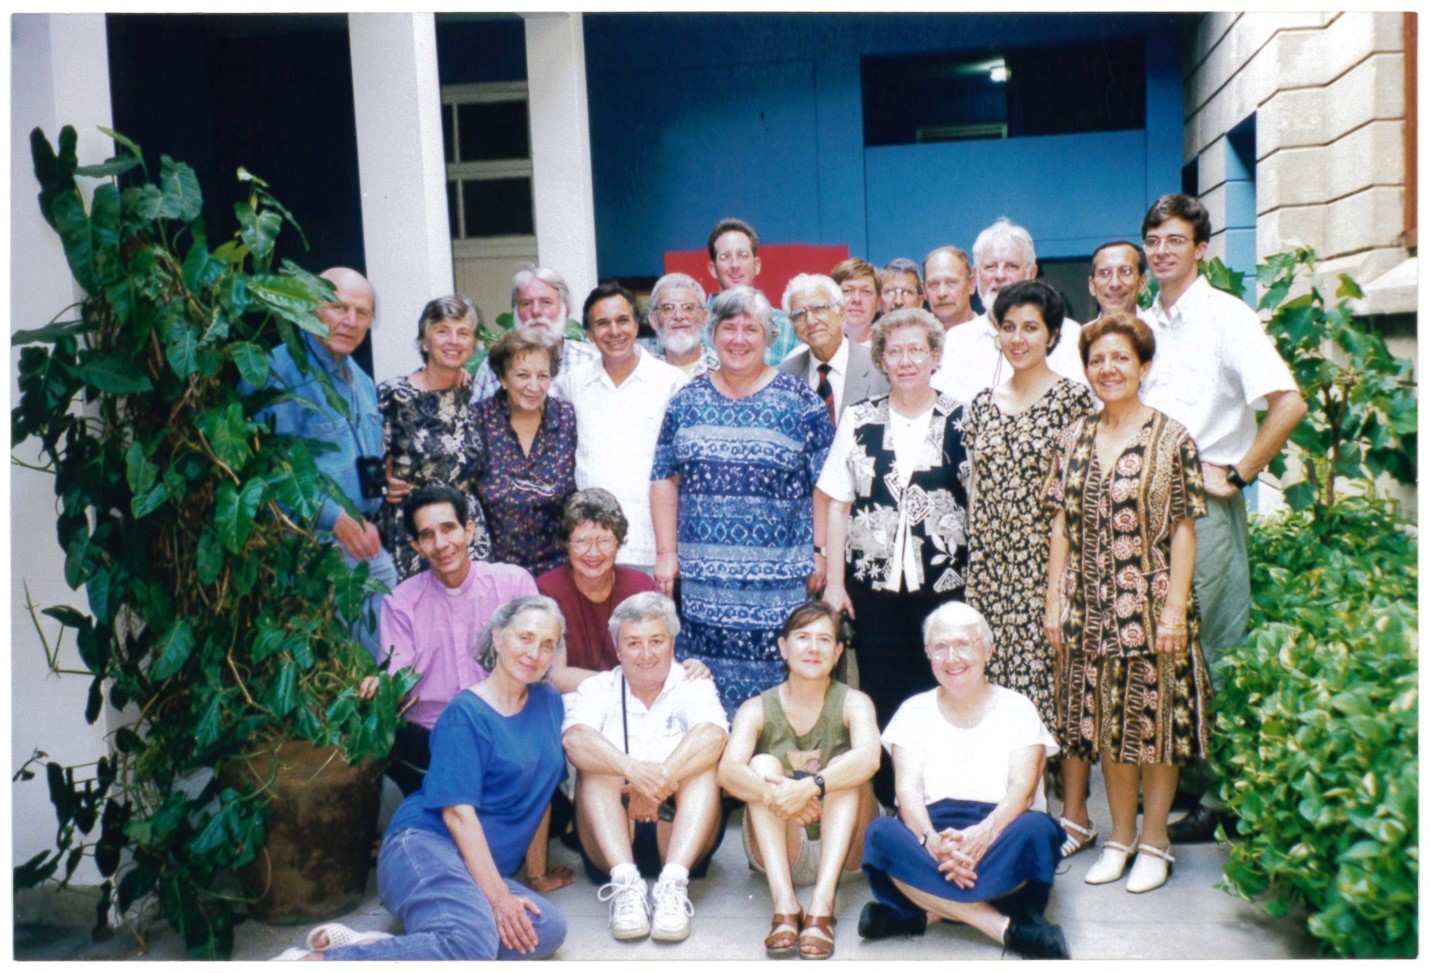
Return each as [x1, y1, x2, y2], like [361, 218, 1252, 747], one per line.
[816, 308, 971, 808]
[859, 601, 1070, 959]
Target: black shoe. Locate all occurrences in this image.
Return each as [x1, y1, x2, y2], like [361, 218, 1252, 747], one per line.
[1003, 917, 1070, 959]
[1167, 805, 1236, 844]
[858, 902, 927, 940]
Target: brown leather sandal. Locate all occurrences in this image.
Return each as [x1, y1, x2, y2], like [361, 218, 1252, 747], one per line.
[765, 911, 803, 957]
[799, 915, 836, 960]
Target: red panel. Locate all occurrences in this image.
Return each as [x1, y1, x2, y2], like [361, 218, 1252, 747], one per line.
[664, 243, 851, 306]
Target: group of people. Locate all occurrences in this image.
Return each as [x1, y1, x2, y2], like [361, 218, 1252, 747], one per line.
[263, 192, 1305, 961]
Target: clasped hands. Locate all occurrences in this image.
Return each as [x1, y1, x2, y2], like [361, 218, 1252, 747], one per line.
[925, 820, 994, 889]
[623, 759, 678, 824]
[760, 771, 822, 827]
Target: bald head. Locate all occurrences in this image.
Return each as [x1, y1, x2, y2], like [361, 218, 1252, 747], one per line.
[315, 267, 375, 358]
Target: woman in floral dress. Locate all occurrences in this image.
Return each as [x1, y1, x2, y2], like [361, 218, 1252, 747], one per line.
[964, 280, 1096, 854]
[1043, 311, 1211, 895]
[817, 308, 970, 808]
[378, 296, 492, 580]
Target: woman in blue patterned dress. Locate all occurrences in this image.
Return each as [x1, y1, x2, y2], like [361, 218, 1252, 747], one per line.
[651, 286, 835, 714]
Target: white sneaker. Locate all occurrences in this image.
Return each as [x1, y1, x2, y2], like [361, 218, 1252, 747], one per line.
[649, 875, 694, 942]
[597, 876, 650, 940]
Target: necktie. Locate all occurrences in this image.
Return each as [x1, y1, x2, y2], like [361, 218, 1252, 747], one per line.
[815, 363, 835, 426]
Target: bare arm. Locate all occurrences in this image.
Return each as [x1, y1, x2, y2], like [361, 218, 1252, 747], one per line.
[660, 722, 728, 789]
[443, 805, 542, 954]
[1044, 509, 1069, 653]
[1206, 388, 1308, 496]
[819, 689, 881, 791]
[650, 476, 681, 596]
[717, 698, 771, 803]
[808, 488, 829, 595]
[1155, 517, 1198, 655]
[820, 492, 853, 616]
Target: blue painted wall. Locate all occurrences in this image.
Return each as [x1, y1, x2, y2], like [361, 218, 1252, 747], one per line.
[581, 13, 1188, 279]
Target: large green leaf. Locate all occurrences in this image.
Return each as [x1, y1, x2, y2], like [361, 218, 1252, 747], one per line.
[197, 402, 253, 472]
[148, 619, 195, 681]
[235, 200, 282, 262]
[229, 341, 270, 389]
[12, 318, 91, 345]
[213, 478, 265, 553]
[157, 156, 202, 222]
[89, 184, 124, 286]
[49, 191, 98, 294]
[163, 315, 198, 380]
[75, 353, 153, 394]
[247, 273, 326, 334]
[124, 441, 159, 496]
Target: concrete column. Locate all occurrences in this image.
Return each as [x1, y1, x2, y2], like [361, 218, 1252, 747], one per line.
[523, 12, 599, 312]
[347, 13, 452, 383]
[10, 14, 116, 890]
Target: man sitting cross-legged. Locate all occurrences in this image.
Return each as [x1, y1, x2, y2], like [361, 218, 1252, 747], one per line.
[561, 592, 729, 943]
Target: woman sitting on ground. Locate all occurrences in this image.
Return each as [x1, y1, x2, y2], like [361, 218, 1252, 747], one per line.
[860, 601, 1070, 960]
[718, 601, 881, 960]
[277, 596, 570, 961]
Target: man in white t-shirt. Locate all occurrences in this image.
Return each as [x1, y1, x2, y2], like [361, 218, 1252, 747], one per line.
[934, 218, 1085, 402]
[1138, 193, 1306, 844]
[553, 283, 687, 573]
[562, 593, 729, 944]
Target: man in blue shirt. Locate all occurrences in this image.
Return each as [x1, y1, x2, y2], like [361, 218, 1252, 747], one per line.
[264, 266, 397, 660]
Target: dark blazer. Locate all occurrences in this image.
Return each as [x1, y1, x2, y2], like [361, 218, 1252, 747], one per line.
[778, 339, 891, 423]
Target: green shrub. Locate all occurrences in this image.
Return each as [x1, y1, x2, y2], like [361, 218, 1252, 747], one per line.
[1215, 496, 1418, 957]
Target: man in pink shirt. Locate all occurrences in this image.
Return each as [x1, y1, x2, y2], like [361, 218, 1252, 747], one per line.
[362, 483, 537, 794]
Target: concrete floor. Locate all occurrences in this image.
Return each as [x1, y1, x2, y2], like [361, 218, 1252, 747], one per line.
[15, 764, 1319, 962]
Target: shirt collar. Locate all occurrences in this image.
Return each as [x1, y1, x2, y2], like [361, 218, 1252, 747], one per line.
[1154, 275, 1211, 328]
[593, 346, 651, 391]
[810, 336, 850, 376]
[303, 332, 347, 376]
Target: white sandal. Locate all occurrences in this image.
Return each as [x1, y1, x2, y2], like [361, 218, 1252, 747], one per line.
[1126, 843, 1175, 893]
[1058, 817, 1098, 859]
[1083, 840, 1135, 884]
[305, 923, 394, 951]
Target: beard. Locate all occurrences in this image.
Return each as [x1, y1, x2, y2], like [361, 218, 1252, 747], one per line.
[660, 328, 700, 356]
[522, 315, 564, 339]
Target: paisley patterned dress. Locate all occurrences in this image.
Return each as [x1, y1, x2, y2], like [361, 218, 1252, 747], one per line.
[651, 371, 834, 714]
[964, 379, 1096, 729]
[1043, 408, 1213, 765]
[377, 376, 492, 580]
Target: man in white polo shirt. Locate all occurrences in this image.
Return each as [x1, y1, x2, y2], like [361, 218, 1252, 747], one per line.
[1138, 193, 1306, 844]
[562, 592, 729, 944]
[933, 218, 1085, 402]
[553, 282, 687, 574]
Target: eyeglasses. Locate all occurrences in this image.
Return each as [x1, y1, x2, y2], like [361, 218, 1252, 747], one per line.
[1142, 234, 1191, 251]
[928, 638, 981, 660]
[656, 302, 701, 317]
[569, 535, 618, 554]
[883, 287, 918, 299]
[882, 345, 930, 364]
[1094, 266, 1140, 282]
[789, 302, 835, 324]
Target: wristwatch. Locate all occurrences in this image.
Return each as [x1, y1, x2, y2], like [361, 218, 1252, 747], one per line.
[919, 829, 935, 847]
[813, 774, 827, 799]
[1225, 464, 1250, 490]
[813, 544, 828, 557]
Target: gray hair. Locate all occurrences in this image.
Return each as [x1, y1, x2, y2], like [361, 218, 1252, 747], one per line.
[881, 257, 923, 286]
[478, 594, 567, 674]
[706, 285, 778, 347]
[972, 217, 1037, 269]
[781, 273, 843, 314]
[416, 295, 481, 364]
[921, 600, 994, 649]
[606, 591, 682, 645]
[510, 264, 573, 323]
[870, 307, 944, 376]
[649, 272, 708, 321]
[560, 487, 629, 547]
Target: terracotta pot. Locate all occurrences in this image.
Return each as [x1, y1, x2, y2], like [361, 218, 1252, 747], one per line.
[221, 742, 385, 925]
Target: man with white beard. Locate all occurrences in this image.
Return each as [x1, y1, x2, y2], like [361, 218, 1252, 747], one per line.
[648, 273, 719, 378]
[471, 264, 601, 400]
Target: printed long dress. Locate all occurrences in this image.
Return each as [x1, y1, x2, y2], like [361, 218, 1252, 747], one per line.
[1043, 409, 1213, 764]
[651, 371, 834, 713]
[964, 379, 1096, 730]
[377, 376, 492, 580]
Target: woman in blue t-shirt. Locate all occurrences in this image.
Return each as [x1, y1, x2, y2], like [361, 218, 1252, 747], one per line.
[276, 595, 569, 961]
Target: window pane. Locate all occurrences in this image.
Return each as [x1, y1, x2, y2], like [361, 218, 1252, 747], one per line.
[461, 177, 534, 237]
[447, 179, 459, 239]
[457, 100, 530, 162]
[442, 103, 455, 164]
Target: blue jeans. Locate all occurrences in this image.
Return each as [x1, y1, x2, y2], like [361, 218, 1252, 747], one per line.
[325, 828, 567, 961]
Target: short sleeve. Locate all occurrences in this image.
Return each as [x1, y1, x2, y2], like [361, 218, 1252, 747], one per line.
[1224, 307, 1297, 409]
[815, 412, 858, 503]
[561, 671, 611, 736]
[1000, 689, 1060, 759]
[879, 693, 927, 756]
[421, 696, 489, 813]
[803, 393, 836, 488]
[650, 394, 682, 482]
[1042, 420, 1079, 513]
[1172, 429, 1208, 523]
[678, 676, 731, 734]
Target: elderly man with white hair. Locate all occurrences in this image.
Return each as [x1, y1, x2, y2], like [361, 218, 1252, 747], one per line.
[648, 272, 719, 378]
[778, 273, 889, 427]
[471, 264, 601, 400]
[562, 592, 729, 944]
[933, 219, 1085, 403]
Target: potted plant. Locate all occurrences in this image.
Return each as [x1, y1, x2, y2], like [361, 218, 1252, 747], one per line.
[12, 126, 415, 958]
